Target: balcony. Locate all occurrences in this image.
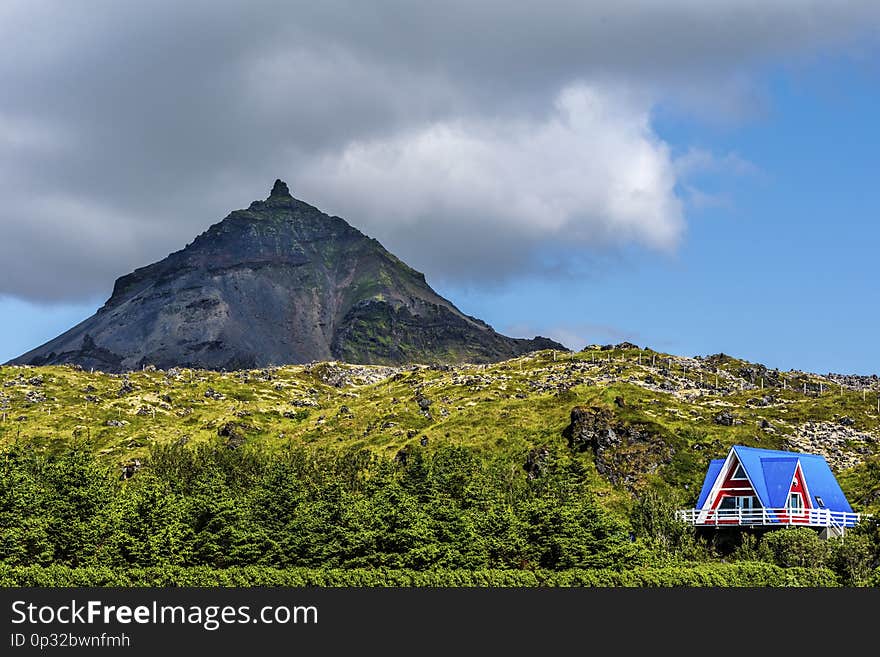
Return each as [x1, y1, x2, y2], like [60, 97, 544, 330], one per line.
[676, 507, 861, 530]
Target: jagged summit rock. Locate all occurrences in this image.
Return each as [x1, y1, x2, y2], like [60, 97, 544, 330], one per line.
[270, 178, 291, 198]
[11, 180, 564, 372]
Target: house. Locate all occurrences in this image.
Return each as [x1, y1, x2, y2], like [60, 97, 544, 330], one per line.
[678, 445, 861, 537]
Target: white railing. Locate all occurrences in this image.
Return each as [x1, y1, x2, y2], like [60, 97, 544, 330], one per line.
[676, 507, 862, 528]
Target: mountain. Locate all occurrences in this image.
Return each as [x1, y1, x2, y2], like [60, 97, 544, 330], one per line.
[10, 180, 563, 372]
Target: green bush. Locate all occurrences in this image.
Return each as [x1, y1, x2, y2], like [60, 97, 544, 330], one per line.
[758, 528, 829, 568]
[827, 534, 874, 586]
[0, 563, 837, 587]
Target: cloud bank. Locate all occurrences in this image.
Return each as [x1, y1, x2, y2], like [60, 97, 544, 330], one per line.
[1, 1, 878, 300]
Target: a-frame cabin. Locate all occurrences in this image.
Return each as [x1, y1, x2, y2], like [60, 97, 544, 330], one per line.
[678, 445, 860, 535]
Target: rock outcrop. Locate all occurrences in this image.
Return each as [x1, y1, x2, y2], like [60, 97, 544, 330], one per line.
[563, 405, 672, 488]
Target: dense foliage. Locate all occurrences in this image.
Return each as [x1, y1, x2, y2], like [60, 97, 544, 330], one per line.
[0, 563, 839, 587]
[2, 442, 878, 586]
[0, 442, 640, 571]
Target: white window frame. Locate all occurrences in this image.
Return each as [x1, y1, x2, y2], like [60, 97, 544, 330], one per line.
[730, 463, 748, 481]
[735, 495, 755, 510]
[787, 492, 804, 511]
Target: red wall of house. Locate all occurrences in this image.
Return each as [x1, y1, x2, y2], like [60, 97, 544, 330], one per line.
[775, 463, 811, 523]
[790, 464, 810, 506]
[708, 459, 756, 511]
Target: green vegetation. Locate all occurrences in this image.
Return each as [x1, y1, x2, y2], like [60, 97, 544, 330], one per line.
[1, 347, 879, 586]
[0, 439, 878, 586]
[0, 563, 839, 587]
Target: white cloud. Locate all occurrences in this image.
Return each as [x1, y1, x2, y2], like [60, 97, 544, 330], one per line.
[297, 83, 684, 281]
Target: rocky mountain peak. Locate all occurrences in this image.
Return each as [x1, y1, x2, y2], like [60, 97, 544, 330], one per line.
[9, 185, 565, 371]
[269, 178, 291, 198]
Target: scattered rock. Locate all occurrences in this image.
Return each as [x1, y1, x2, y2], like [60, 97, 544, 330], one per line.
[714, 412, 735, 426]
[217, 421, 254, 448]
[308, 362, 399, 388]
[25, 390, 46, 404]
[837, 416, 855, 426]
[785, 422, 875, 470]
[614, 395, 626, 408]
[204, 387, 226, 400]
[524, 446, 551, 479]
[120, 459, 141, 480]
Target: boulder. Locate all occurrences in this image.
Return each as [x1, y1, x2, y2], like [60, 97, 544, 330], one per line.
[524, 446, 551, 479]
[714, 412, 735, 426]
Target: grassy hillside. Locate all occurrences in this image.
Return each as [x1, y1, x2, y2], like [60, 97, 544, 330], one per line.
[3, 345, 879, 515]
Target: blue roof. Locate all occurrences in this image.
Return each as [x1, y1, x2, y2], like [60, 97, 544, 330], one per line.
[697, 445, 853, 514]
[760, 458, 799, 508]
[696, 459, 725, 508]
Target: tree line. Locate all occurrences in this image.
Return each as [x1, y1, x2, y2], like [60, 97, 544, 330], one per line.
[0, 441, 877, 584]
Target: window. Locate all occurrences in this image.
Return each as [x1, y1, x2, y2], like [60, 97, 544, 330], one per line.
[787, 492, 803, 511]
[719, 496, 736, 510]
[730, 463, 747, 480]
[735, 496, 755, 510]
[815, 496, 825, 508]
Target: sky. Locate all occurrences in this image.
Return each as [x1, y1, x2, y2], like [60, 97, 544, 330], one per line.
[1, 1, 878, 374]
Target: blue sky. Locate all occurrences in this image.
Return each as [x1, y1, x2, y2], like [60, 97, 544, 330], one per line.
[1, 3, 878, 375]
[439, 59, 880, 374]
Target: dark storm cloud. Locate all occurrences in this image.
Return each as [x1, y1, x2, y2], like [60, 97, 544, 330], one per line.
[1, 1, 878, 301]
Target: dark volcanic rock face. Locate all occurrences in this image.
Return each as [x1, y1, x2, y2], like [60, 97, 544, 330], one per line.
[11, 180, 563, 372]
[563, 405, 672, 488]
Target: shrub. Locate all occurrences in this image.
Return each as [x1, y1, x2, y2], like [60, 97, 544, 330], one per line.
[758, 528, 828, 569]
[0, 563, 838, 587]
